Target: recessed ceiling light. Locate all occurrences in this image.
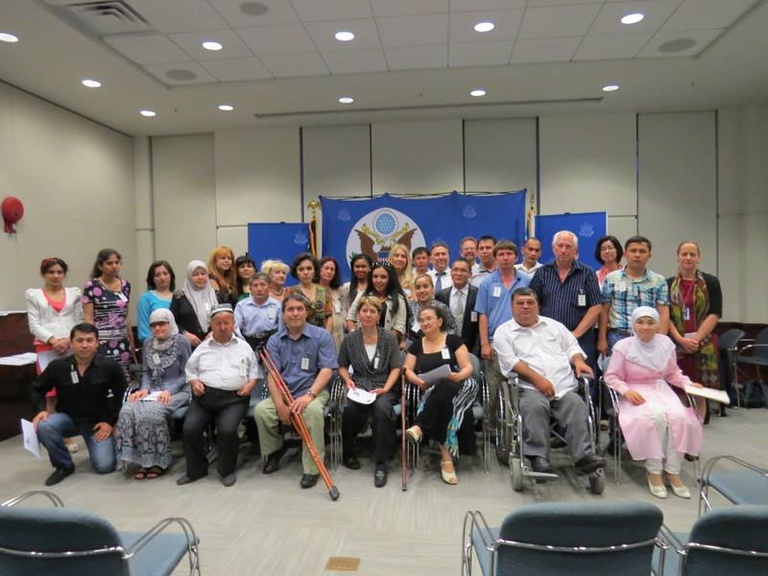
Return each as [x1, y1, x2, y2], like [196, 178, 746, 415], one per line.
[620, 13, 645, 25]
[602, 84, 620, 92]
[474, 22, 495, 33]
[81, 79, 102, 88]
[202, 40, 223, 51]
[339, 96, 354, 104]
[470, 89, 487, 97]
[0, 32, 19, 43]
[140, 109, 157, 117]
[218, 104, 234, 112]
[335, 31, 355, 42]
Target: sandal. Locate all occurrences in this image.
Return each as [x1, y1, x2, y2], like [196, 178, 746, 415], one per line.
[134, 468, 148, 480]
[145, 466, 166, 480]
[405, 426, 423, 444]
[440, 460, 458, 485]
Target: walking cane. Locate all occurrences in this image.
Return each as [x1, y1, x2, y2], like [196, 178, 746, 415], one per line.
[260, 350, 340, 501]
[401, 370, 407, 491]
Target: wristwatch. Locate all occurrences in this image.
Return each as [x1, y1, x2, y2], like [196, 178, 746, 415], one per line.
[307, 390, 317, 400]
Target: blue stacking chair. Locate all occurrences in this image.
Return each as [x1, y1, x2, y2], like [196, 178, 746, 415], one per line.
[0, 490, 200, 575]
[699, 455, 768, 515]
[656, 505, 768, 575]
[462, 500, 663, 576]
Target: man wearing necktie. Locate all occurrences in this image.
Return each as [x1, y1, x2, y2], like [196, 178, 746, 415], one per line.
[427, 242, 453, 293]
[436, 259, 480, 355]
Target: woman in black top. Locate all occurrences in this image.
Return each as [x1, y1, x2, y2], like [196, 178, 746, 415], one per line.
[170, 260, 218, 348]
[338, 295, 403, 487]
[403, 305, 475, 485]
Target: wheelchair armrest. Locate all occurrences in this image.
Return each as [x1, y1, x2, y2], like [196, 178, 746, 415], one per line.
[1, 490, 65, 508]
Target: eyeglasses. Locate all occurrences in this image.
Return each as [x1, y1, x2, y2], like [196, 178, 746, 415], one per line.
[418, 317, 438, 324]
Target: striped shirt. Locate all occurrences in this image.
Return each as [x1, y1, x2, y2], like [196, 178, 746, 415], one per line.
[529, 261, 602, 331]
[601, 268, 669, 331]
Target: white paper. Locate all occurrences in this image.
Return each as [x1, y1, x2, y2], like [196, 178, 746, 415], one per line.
[140, 391, 163, 402]
[418, 364, 453, 385]
[0, 352, 38, 366]
[685, 385, 730, 405]
[347, 387, 376, 405]
[36, 350, 59, 372]
[21, 419, 42, 460]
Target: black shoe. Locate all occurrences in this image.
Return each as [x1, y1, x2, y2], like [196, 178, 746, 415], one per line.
[176, 473, 206, 486]
[574, 453, 606, 475]
[221, 473, 237, 487]
[262, 451, 282, 474]
[300, 474, 320, 488]
[45, 466, 74, 486]
[528, 456, 555, 475]
[343, 454, 361, 470]
[374, 466, 388, 488]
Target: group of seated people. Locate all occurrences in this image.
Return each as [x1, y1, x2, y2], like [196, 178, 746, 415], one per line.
[27, 232, 715, 499]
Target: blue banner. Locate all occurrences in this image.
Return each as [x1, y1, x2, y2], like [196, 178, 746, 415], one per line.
[321, 191, 527, 280]
[534, 211, 607, 270]
[248, 222, 310, 285]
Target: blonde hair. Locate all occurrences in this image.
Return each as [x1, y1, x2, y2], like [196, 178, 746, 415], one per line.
[260, 259, 290, 276]
[356, 295, 383, 314]
[207, 246, 237, 296]
[389, 243, 414, 292]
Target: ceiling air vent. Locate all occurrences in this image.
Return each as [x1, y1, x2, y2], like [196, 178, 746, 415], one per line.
[50, 1, 153, 36]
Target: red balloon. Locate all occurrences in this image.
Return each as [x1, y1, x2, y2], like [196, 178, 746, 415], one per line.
[2, 196, 24, 233]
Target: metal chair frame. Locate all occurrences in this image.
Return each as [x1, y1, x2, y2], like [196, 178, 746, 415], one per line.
[698, 454, 768, 515]
[733, 327, 768, 408]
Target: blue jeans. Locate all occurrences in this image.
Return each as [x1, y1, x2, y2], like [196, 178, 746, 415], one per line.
[36, 412, 116, 473]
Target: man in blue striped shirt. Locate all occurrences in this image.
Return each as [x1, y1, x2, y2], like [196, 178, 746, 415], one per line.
[529, 231, 602, 370]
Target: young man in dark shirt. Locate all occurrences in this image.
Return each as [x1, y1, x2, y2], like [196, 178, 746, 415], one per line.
[31, 323, 126, 486]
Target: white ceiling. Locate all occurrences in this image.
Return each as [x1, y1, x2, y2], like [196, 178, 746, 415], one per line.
[1, 0, 767, 136]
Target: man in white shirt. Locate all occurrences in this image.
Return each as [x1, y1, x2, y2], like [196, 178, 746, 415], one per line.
[427, 242, 453, 292]
[470, 235, 497, 288]
[493, 288, 605, 476]
[515, 237, 543, 279]
[177, 304, 261, 487]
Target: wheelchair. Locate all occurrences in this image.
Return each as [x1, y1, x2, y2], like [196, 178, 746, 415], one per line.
[496, 373, 605, 494]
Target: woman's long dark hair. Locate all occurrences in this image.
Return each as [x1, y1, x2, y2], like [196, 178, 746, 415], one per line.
[365, 262, 405, 318]
[90, 248, 122, 279]
[319, 256, 342, 289]
[348, 253, 373, 304]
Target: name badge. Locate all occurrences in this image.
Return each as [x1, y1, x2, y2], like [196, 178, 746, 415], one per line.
[268, 310, 276, 321]
[373, 357, 379, 370]
[441, 348, 451, 360]
[333, 300, 341, 314]
[470, 311, 478, 322]
[492, 286, 501, 298]
[151, 352, 160, 365]
[70, 370, 79, 384]
[577, 292, 586, 307]
[683, 307, 691, 321]
[300, 356, 310, 371]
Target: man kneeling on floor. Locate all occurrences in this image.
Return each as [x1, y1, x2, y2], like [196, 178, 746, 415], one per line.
[493, 288, 605, 477]
[31, 322, 126, 486]
[177, 303, 260, 487]
[255, 294, 338, 489]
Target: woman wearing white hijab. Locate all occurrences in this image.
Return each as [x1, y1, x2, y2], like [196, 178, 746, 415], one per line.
[115, 308, 192, 479]
[170, 260, 219, 348]
[604, 306, 703, 499]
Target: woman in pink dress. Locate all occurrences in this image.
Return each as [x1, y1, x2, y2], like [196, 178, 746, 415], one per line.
[604, 306, 703, 499]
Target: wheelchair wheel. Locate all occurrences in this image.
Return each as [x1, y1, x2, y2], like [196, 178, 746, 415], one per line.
[495, 389, 511, 465]
[510, 457, 524, 492]
[588, 468, 605, 495]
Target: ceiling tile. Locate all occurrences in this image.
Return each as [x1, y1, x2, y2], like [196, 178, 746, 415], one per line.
[104, 34, 190, 65]
[209, 0, 300, 27]
[200, 57, 274, 81]
[662, 0, 759, 32]
[525, 0, 603, 6]
[290, 0, 373, 22]
[384, 45, 448, 70]
[449, 41, 514, 67]
[510, 37, 581, 63]
[450, 0, 526, 11]
[637, 28, 722, 58]
[518, 4, 603, 39]
[236, 24, 315, 55]
[143, 61, 218, 85]
[371, 0, 449, 17]
[259, 52, 330, 77]
[377, 13, 449, 47]
[448, 9, 525, 43]
[168, 29, 254, 60]
[323, 49, 388, 74]
[589, 0, 683, 36]
[572, 33, 653, 60]
[127, 0, 229, 34]
[304, 19, 382, 51]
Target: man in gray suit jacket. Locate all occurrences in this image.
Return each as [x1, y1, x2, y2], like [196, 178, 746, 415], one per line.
[436, 259, 479, 355]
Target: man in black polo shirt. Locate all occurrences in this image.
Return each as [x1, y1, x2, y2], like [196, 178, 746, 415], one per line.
[31, 323, 126, 486]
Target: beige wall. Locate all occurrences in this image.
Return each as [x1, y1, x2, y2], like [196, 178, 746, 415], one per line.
[0, 83, 135, 311]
